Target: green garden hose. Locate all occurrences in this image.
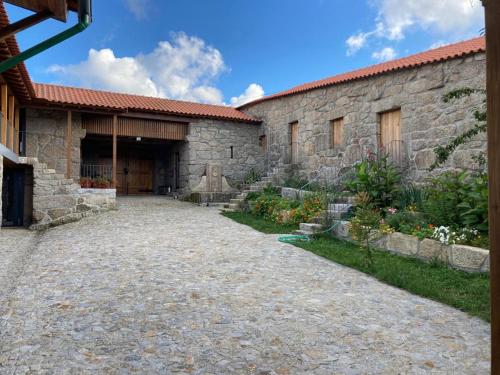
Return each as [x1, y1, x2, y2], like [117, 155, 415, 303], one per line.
[278, 221, 341, 244]
[278, 234, 311, 243]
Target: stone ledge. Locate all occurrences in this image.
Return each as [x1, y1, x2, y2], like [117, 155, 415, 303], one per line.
[331, 220, 489, 273]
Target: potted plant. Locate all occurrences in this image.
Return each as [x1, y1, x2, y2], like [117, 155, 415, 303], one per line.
[94, 177, 111, 189]
[80, 177, 92, 188]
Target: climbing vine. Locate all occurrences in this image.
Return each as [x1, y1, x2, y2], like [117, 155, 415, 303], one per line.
[429, 87, 487, 171]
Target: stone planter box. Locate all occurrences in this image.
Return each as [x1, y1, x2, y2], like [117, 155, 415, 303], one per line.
[331, 220, 489, 273]
[281, 187, 309, 201]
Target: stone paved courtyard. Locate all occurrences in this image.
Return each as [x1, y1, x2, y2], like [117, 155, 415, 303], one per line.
[0, 197, 490, 374]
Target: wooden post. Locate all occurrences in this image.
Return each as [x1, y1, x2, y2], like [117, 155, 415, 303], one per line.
[14, 107, 19, 154]
[66, 111, 72, 179]
[8, 95, 14, 150]
[112, 114, 117, 188]
[483, 1, 500, 373]
[1, 84, 7, 145]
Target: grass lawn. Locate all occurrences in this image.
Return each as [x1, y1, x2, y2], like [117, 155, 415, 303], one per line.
[222, 211, 299, 234]
[223, 211, 491, 322]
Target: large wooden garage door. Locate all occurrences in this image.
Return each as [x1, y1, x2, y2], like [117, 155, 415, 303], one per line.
[116, 157, 154, 195]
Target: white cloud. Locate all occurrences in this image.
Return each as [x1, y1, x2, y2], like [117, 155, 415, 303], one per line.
[346, 33, 369, 56]
[123, 0, 149, 20]
[377, 0, 483, 40]
[230, 83, 265, 107]
[346, 0, 484, 55]
[48, 48, 161, 97]
[48, 32, 264, 106]
[372, 47, 397, 61]
[429, 40, 448, 49]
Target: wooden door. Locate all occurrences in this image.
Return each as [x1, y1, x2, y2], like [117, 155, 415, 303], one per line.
[127, 158, 153, 195]
[379, 109, 401, 148]
[115, 157, 153, 195]
[116, 158, 127, 195]
[290, 122, 298, 164]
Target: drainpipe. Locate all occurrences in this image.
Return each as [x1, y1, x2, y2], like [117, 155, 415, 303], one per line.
[0, 0, 92, 74]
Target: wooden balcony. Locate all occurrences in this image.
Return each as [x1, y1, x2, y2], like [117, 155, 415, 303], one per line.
[0, 84, 20, 161]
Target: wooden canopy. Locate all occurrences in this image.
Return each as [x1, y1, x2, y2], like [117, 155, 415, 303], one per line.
[82, 115, 189, 141]
[4, 0, 77, 22]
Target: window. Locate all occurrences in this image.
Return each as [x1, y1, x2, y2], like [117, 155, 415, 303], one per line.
[330, 117, 344, 148]
[379, 108, 401, 148]
[230, 146, 234, 159]
[259, 135, 267, 153]
[289, 121, 298, 164]
[379, 108, 404, 166]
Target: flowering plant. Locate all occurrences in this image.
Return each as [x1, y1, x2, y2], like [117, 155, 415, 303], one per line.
[387, 207, 397, 215]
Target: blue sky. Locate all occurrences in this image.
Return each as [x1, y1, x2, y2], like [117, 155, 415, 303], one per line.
[6, 0, 484, 106]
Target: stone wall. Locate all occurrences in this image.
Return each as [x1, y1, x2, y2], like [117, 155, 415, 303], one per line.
[332, 220, 489, 273]
[19, 157, 116, 230]
[242, 53, 487, 183]
[181, 119, 264, 192]
[25, 108, 85, 181]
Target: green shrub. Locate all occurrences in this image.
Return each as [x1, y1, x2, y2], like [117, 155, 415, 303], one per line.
[348, 192, 382, 266]
[384, 210, 428, 233]
[244, 168, 262, 185]
[397, 184, 427, 211]
[423, 171, 488, 232]
[345, 150, 401, 209]
[249, 187, 325, 225]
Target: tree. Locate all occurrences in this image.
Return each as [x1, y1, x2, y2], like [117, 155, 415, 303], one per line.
[429, 88, 486, 171]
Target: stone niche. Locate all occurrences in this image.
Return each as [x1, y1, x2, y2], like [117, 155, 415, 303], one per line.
[189, 163, 238, 203]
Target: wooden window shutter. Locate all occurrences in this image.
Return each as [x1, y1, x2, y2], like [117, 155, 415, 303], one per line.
[290, 122, 299, 164]
[379, 109, 401, 147]
[331, 118, 344, 147]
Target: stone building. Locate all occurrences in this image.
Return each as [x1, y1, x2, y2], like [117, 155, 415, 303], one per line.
[239, 37, 487, 185]
[0, 32, 488, 229]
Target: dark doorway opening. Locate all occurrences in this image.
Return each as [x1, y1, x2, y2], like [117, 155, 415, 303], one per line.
[1, 161, 33, 227]
[81, 135, 184, 196]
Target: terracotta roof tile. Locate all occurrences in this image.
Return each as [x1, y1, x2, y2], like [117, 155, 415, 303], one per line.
[0, 2, 36, 102]
[239, 37, 486, 108]
[33, 83, 260, 123]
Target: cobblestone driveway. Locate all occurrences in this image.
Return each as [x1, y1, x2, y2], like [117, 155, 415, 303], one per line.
[0, 197, 490, 374]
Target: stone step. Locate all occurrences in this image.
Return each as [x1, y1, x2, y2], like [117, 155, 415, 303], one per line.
[230, 198, 244, 205]
[299, 222, 323, 234]
[328, 203, 351, 212]
[226, 203, 240, 210]
[236, 193, 247, 199]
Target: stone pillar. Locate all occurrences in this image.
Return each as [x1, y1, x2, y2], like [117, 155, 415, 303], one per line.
[206, 163, 222, 192]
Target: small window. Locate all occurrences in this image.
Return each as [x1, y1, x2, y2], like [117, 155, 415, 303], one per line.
[330, 117, 344, 148]
[290, 121, 299, 164]
[259, 135, 267, 153]
[230, 146, 234, 159]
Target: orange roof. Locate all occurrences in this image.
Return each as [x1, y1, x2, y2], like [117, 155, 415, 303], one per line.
[33, 83, 260, 123]
[0, 1, 35, 102]
[239, 37, 486, 108]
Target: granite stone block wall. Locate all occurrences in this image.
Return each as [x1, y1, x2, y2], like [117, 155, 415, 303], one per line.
[181, 119, 264, 192]
[25, 108, 85, 181]
[242, 53, 487, 183]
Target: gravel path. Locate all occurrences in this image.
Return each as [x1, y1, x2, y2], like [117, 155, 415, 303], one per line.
[0, 197, 490, 374]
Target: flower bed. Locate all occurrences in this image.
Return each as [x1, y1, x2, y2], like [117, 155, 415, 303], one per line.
[246, 186, 325, 225]
[332, 220, 489, 273]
